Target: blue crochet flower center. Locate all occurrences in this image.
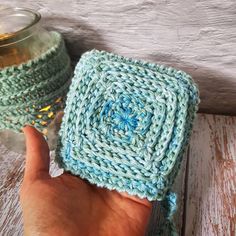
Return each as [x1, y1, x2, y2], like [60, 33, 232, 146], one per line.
[100, 94, 153, 143]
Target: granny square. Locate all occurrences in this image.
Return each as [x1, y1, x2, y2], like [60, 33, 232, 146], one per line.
[56, 50, 199, 201]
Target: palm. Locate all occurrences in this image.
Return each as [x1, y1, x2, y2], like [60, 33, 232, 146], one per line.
[20, 126, 151, 236]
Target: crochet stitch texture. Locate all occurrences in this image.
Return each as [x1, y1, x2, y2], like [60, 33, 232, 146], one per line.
[0, 32, 71, 131]
[56, 50, 199, 201]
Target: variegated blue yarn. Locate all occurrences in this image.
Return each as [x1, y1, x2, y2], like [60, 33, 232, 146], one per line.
[56, 49, 199, 234]
[157, 192, 178, 235]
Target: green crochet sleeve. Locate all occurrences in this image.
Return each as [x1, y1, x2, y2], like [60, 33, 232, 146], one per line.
[0, 31, 72, 132]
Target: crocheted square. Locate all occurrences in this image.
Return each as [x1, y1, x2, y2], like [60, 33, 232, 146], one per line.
[56, 50, 199, 201]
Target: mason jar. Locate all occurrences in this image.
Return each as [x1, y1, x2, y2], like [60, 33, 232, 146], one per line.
[0, 7, 71, 152]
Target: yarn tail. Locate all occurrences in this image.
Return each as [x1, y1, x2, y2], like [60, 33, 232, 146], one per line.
[157, 191, 179, 236]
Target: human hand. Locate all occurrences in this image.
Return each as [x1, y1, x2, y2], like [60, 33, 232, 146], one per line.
[20, 126, 152, 236]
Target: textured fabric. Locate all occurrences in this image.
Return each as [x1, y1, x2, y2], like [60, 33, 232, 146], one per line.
[56, 50, 199, 201]
[0, 32, 71, 132]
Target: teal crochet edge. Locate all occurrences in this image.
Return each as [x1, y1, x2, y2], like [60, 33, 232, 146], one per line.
[0, 31, 72, 132]
[56, 49, 199, 201]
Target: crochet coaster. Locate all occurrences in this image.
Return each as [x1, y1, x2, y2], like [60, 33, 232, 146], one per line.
[56, 50, 199, 202]
[0, 32, 71, 132]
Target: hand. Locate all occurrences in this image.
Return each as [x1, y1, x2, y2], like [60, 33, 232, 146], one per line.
[20, 126, 152, 236]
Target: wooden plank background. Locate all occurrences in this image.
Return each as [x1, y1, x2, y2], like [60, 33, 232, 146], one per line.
[185, 115, 236, 235]
[1, 0, 236, 115]
[1, 114, 235, 235]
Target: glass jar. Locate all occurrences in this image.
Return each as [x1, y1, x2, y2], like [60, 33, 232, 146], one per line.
[0, 7, 69, 152]
[0, 7, 54, 68]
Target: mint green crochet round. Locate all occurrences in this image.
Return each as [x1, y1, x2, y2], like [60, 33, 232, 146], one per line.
[0, 31, 71, 132]
[56, 50, 199, 201]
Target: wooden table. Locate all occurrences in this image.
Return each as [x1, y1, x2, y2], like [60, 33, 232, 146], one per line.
[0, 114, 235, 235]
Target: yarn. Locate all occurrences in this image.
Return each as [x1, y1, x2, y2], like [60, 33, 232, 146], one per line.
[157, 191, 178, 235]
[56, 49, 199, 202]
[0, 31, 71, 132]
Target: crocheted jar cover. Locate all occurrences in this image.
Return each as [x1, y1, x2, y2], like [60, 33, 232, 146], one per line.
[0, 31, 71, 132]
[56, 50, 199, 201]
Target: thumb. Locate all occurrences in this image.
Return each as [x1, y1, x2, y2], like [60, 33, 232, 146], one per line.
[22, 125, 50, 182]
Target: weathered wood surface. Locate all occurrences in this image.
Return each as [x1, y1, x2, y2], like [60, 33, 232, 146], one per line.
[1, 1, 236, 115]
[0, 113, 236, 235]
[185, 115, 236, 235]
[0, 150, 63, 236]
[0, 148, 23, 236]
